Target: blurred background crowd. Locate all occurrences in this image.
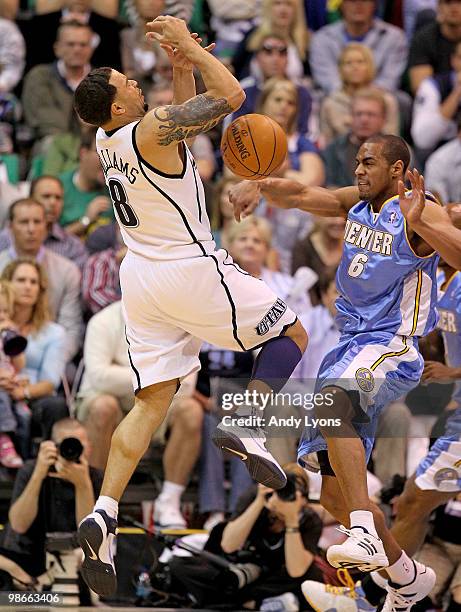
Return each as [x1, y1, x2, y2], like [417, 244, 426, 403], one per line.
[0, 0, 459, 609]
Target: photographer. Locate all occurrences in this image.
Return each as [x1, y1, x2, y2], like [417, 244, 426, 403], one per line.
[169, 464, 324, 610]
[0, 418, 102, 587]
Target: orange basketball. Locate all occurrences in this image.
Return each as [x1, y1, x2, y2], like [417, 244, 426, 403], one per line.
[221, 114, 288, 180]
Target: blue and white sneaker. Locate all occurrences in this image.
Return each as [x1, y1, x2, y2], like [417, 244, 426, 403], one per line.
[381, 561, 436, 611]
[327, 526, 389, 572]
[78, 510, 118, 596]
[302, 579, 377, 612]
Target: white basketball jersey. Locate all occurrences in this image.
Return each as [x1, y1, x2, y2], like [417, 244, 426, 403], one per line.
[96, 120, 215, 260]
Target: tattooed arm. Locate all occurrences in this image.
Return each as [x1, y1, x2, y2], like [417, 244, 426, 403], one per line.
[138, 16, 244, 149]
[150, 95, 233, 145]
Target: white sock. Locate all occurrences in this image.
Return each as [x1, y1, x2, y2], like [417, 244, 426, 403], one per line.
[386, 552, 415, 586]
[95, 495, 118, 520]
[350, 510, 379, 538]
[158, 481, 185, 506]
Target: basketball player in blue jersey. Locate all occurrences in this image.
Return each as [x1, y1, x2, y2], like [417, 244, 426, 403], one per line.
[301, 204, 461, 612]
[72, 16, 308, 597]
[230, 135, 461, 610]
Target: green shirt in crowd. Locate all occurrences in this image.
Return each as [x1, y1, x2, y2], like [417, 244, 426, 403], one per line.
[58, 169, 113, 227]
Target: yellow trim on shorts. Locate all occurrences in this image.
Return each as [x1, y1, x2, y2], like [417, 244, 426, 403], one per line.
[410, 269, 423, 336]
[370, 337, 409, 371]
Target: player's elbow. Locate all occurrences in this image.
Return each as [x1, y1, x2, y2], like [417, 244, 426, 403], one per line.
[228, 87, 246, 112]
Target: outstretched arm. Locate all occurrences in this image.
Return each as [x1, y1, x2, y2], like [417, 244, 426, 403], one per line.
[399, 170, 461, 269]
[138, 17, 244, 147]
[229, 178, 359, 221]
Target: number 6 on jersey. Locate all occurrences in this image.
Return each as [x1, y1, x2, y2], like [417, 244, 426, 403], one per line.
[348, 253, 369, 277]
[108, 178, 139, 228]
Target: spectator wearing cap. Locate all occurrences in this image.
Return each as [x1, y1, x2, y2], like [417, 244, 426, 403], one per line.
[310, 0, 408, 94]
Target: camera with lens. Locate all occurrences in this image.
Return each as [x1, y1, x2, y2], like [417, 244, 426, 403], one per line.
[0, 329, 27, 357]
[58, 437, 84, 462]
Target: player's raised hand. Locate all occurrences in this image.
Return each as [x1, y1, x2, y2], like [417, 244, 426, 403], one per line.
[158, 33, 216, 71]
[229, 181, 261, 222]
[398, 169, 426, 227]
[145, 15, 191, 48]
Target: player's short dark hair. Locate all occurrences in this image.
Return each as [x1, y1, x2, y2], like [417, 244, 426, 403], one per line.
[30, 175, 63, 198]
[365, 134, 411, 175]
[8, 198, 45, 222]
[74, 67, 116, 127]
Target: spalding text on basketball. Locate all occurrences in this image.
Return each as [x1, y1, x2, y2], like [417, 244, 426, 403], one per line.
[231, 124, 251, 160]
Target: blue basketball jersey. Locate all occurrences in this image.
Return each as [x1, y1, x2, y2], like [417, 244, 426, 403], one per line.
[336, 194, 439, 336]
[438, 271, 461, 421]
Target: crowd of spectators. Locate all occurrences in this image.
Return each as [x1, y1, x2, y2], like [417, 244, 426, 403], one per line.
[0, 0, 460, 609]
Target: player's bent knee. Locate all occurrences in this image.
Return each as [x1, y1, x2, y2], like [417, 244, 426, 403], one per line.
[285, 319, 308, 353]
[315, 385, 354, 423]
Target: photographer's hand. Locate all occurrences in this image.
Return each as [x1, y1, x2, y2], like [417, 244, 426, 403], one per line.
[34, 441, 58, 480]
[265, 490, 304, 526]
[49, 455, 95, 525]
[49, 455, 91, 489]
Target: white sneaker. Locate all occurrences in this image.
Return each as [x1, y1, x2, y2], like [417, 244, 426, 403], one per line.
[302, 579, 377, 612]
[382, 561, 436, 611]
[327, 526, 389, 572]
[212, 420, 287, 489]
[154, 498, 186, 529]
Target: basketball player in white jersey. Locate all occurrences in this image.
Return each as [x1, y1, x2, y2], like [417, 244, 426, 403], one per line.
[73, 16, 308, 596]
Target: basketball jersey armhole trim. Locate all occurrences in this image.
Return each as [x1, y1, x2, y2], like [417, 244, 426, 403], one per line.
[403, 218, 437, 259]
[132, 122, 187, 179]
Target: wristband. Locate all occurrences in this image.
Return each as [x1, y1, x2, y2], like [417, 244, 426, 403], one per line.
[285, 527, 300, 533]
[80, 215, 91, 228]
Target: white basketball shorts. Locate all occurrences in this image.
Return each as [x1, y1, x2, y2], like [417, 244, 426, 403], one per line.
[119, 249, 298, 392]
